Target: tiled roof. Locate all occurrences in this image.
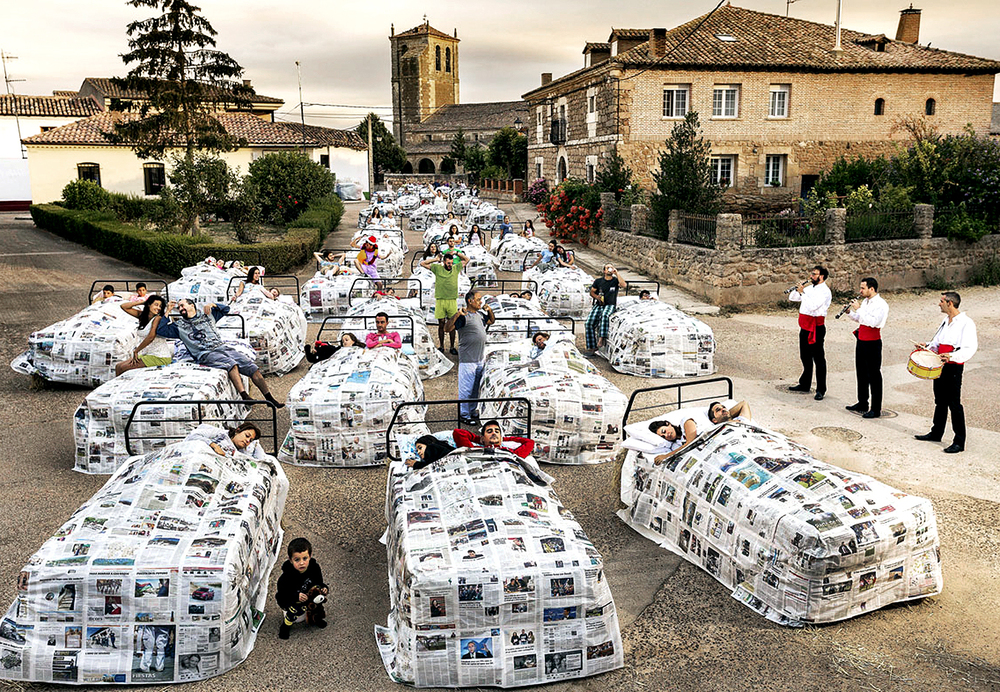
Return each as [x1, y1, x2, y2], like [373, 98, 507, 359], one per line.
[22, 111, 349, 147]
[0, 95, 101, 118]
[583, 42, 610, 54]
[275, 121, 367, 151]
[526, 4, 1000, 98]
[80, 77, 284, 105]
[52, 90, 79, 98]
[609, 28, 651, 40]
[409, 101, 530, 133]
[403, 140, 452, 155]
[614, 5, 1000, 72]
[393, 23, 458, 41]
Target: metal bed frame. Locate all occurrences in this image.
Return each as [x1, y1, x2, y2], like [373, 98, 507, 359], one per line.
[470, 278, 539, 295]
[620, 376, 734, 440]
[165, 312, 247, 339]
[347, 276, 425, 310]
[124, 399, 280, 456]
[316, 313, 416, 346]
[385, 396, 533, 462]
[623, 281, 661, 298]
[487, 315, 576, 337]
[88, 279, 170, 304]
[225, 274, 301, 301]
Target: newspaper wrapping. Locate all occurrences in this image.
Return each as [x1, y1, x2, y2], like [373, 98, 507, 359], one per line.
[229, 288, 307, 375]
[408, 207, 450, 233]
[482, 296, 566, 344]
[342, 297, 454, 379]
[12, 298, 140, 387]
[375, 446, 624, 688]
[279, 346, 428, 467]
[168, 263, 250, 309]
[523, 267, 594, 318]
[467, 204, 505, 231]
[352, 228, 409, 257]
[598, 297, 716, 378]
[0, 428, 288, 685]
[358, 203, 399, 228]
[396, 194, 420, 214]
[618, 419, 943, 625]
[410, 266, 472, 323]
[489, 235, 547, 272]
[478, 341, 625, 465]
[72, 362, 248, 475]
[299, 269, 369, 323]
[423, 221, 466, 247]
[458, 244, 499, 285]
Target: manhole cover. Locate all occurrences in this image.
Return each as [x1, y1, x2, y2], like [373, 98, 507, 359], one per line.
[811, 427, 863, 442]
[845, 408, 899, 419]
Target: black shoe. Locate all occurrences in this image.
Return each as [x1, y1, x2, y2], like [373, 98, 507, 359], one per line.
[943, 443, 964, 454]
[845, 403, 868, 413]
[265, 393, 285, 409]
[814, 392, 825, 401]
[239, 391, 253, 400]
[313, 617, 328, 629]
[449, 347, 458, 356]
[460, 417, 477, 426]
[914, 433, 942, 442]
[862, 411, 881, 419]
[278, 623, 290, 640]
[788, 385, 810, 393]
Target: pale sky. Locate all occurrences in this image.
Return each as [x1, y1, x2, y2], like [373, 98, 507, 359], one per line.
[3, 0, 998, 130]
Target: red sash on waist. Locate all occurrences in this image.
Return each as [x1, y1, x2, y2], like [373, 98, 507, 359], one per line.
[798, 314, 825, 345]
[937, 344, 954, 354]
[854, 326, 881, 341]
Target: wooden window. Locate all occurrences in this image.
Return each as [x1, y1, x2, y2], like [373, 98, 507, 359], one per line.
[142, 162, 165, 195]
[709, 156, 734, 187]
[662, 85, 689, 118]
[712, 85, 740, 118]
[765, 155, 784, 186]
[320, 154, 330, 168]
[445, 47, 451, 73]
[435, 45, 441, 71]
[588, 94, 595, 113]
[874, 98, 885, 116]
[77, 163, 101, 186]
[769, 85, 789, 118]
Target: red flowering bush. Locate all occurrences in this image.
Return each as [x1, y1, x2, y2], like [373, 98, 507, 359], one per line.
[536, 179, 602, 243]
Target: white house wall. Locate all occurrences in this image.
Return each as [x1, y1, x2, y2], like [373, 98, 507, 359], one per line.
[1, 116, 92, 205]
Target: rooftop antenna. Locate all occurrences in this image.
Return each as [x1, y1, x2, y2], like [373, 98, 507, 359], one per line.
[295, 61, 306, 152]
[832, 0, 844, 53]
[786, 0, 801, 17]
[1, 50, 26, 158]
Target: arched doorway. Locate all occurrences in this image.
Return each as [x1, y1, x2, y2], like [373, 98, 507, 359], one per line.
[401, 161, 413, 174]
[418, 158, 436, 174]
[557, 157, 567, 183]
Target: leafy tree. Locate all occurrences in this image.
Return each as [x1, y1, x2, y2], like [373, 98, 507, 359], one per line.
[247, 152, 335, 225]
[595, 150, 636, 202]
[166, 154, 238, 222]
[463, 144, 488, 181]
[486, 127, 528, 179]
[356, 113, 407, 183]
[650, 112, 722, 234]
[106, 0, 254, 233]
[450, 128, 467, 164]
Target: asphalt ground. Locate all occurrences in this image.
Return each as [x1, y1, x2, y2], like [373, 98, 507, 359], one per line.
[1, 207, 999, 691]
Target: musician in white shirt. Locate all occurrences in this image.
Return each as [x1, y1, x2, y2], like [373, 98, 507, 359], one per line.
[845, 277, 889, 418]
[914, 291, 977, 453]
[788, 266, 832, 400]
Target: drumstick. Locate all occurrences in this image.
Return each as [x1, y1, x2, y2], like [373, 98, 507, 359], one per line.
[910, 341, 932, 352]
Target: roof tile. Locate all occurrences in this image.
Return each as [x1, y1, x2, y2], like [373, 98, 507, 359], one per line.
[0, 95, 101, 118]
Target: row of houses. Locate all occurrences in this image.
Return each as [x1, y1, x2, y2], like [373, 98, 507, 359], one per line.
[1, 78, 369, 211]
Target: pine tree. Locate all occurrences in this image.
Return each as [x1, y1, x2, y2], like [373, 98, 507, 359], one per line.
[355, 114, 407, 182]
[450, 128, 467, 165]
[650, 112, 722, 234]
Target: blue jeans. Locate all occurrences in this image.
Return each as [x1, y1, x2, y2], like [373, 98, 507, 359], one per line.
[458, 361, 485, 418]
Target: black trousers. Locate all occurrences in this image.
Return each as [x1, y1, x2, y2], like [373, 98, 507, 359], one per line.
[931, 362, 965, 446]
[855, 338, 883, 412]
[797, 325, 827, 393]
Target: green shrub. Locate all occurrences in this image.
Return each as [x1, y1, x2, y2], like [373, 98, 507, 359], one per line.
[480, 164, 507, 181]
[935, 206, 993, 242]
[107, 192, 162, 222]
[247, 152, 335, 224]
[62, 180, 111, 211]
[288, 194, 344, 234]
[970, 251, 1000, 286]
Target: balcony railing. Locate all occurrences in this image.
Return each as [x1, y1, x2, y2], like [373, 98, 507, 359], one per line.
[549, 119, 567, 145]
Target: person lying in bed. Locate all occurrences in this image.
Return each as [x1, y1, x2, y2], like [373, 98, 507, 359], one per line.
[408, 435, 456, 470]
[453, 419, 535, 459]
[707, 400, 752, 425]
[647, 417, 699, 462]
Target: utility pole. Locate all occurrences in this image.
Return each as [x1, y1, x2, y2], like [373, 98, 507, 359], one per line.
[367, 112, 375, 196]
[295, 61, 306, 152]
[2, 50, 26, 158]
[785, 0, 800, 17]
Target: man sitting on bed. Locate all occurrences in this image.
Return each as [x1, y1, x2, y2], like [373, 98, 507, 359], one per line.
[453, 419, 535, 459]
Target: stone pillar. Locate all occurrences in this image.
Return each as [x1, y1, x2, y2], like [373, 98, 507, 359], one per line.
[667, 209, 680, 243]
[631, 204, 650, 235]
[715, 213, 742, 251]
[599, 192, 616, 229]
[824, 207, 846, 245]
[914, 203, 933, 239]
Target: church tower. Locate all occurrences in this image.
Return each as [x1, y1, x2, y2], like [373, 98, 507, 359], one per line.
[389, 20, 460, 148]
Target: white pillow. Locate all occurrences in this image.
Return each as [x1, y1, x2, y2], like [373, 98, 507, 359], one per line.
[625, 399, 737, 446]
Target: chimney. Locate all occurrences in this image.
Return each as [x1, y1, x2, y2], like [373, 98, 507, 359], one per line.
[895, 5, 921, 43]
[541, 73, 552, 86]
[243, 79, 251, 88]
[650, 28, 667, 59]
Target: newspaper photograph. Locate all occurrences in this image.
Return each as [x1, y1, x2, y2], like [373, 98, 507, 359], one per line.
[618, 419, 942, 625]
[229, 289, 307, 375]
[376, 445, 623, 688]
[0, 428, 287, 685]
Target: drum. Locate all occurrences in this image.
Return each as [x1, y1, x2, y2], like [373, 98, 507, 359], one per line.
[907, 349, 943, 380]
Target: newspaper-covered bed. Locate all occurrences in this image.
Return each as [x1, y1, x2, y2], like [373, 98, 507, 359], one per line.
[299, 269, 367, 323]
[72, 363, 247, 475]
[229, 288, 307, 375]
[375, 445, 624, 688]
[11, 297, 139, 387]
[279, 346, 427, 467]
[0, 427, 287, 685]
[490, 235, 547, 272]
[168, 263, 249, 309]
[459, 244, 499, 285]
[522, 267, 594, 318]
[619, 419, 942, 625]
[478, 341, 625, 464]
[599, 298, 716, 378]
[482, 296, 568, 345]
[342, 297, 454, 379]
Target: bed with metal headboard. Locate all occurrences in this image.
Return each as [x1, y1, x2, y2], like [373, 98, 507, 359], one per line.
[88, 279, 170, 304]
[124, 398, 279, 457]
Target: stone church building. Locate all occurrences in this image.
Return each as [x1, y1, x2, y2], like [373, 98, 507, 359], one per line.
[389, 21, 529, 174]
[522, 4, 1000, 210]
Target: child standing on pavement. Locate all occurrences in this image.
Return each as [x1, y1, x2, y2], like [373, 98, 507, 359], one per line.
[275, 537, 329, 639]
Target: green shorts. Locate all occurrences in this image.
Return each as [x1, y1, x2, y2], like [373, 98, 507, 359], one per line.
[435, 299, 459, 320]
[139, 355, 172, 367]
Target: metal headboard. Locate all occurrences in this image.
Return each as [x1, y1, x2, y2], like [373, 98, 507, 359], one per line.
[347, 277, 424, 310]
[488, 316, 576, 337]
[620, 376, 735, 440]
[166, 312, 247, 339]
[471, 278, 539, 295]
[88, 280, 169, 304]
[316, 314, 416, 346]
[624, 281, 661, 298]
[385, 397, 534, 462]
[520, 249, 545, 271]
[226, 275, 301, 301]
[124, 399, 279, 456]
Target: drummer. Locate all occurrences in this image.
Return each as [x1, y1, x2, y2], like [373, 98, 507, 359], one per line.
[845, 277, 889, 419]
[914, 291, 977, 454]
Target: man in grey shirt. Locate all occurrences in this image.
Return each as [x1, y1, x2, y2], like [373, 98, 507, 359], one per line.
[446, 289, 495, 424]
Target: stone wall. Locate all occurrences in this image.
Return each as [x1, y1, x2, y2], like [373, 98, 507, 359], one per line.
[589, 204, 1000, 305]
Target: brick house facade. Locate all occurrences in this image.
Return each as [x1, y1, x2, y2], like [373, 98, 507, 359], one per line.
[523, 5, 1000, 212]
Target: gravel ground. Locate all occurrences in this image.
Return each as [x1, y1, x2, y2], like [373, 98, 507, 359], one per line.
[1, 207, 999, 691]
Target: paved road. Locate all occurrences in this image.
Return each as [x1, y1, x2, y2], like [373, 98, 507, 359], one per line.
[2, 209, 1000, 691]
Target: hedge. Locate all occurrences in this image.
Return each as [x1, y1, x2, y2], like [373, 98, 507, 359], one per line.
[29, 198, 343, 277]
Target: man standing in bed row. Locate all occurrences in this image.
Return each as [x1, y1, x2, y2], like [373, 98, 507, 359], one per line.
[788, 265, 831, 400]
[585, 264, 627, 354]
[446, 290, 495, 425]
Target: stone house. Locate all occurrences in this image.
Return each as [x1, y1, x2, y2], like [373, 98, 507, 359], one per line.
[522, 5, 1000, 212]
[389, 21, 528, 174]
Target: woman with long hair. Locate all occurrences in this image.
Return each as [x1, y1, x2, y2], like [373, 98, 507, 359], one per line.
[115, 295, 173, 375]
[466, 225, 486, 247]
[235, 266, 271, 299]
